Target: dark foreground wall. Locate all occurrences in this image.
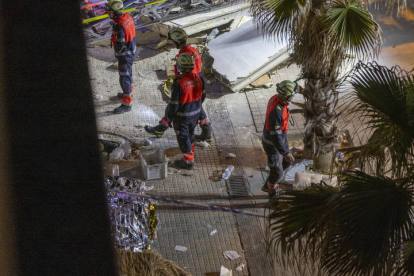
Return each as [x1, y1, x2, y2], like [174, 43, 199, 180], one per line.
[0, 1, 117, 275]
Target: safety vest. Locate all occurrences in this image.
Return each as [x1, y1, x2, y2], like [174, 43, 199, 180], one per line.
[265, 94, 289, 133]
[174, 46, 202, 76]
[262, 94, 290, 155]
[111, 13, 136, 58]
[174, 73, 203, 121]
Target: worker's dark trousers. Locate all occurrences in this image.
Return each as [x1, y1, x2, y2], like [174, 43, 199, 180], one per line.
[196, 73, 209, 125]
[199, 107, 209, 124]
[118, 58, 134, 106]
[262, 140, 291, 184]
[173, 120, 198, 163]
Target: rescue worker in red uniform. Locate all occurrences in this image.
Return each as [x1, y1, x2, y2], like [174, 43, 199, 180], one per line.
[105, 0, 137, 114]
[262, 80, 300, 198]
[145, 53, 205, 170]
[150, 28, 213, 142]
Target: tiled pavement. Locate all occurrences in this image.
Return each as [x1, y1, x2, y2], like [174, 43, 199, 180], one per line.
[89, 46, 271, 275]
[88, 5, 414, 275]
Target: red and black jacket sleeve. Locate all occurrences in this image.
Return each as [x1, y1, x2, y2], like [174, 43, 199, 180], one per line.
[268, 108, 290, 155]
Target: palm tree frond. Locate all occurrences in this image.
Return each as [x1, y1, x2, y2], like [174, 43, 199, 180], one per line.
[321, 0, 382, 60]
[339, 61, 414, 177]
[267, 183, 339, 268]
[250, 0, 309, 40]
[321, 171, 414, 275]
[396, 239, 414, 275]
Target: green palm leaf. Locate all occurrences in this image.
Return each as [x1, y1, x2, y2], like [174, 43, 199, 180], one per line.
[267, 183, 340, 268]
[321, 0, 381, 60]
[396, 239, 414, 275]
[321, 172, 414, 275]
[250, 0, 309, 40]
[339, 61, 414, 177]
[267, 172, 414, 275]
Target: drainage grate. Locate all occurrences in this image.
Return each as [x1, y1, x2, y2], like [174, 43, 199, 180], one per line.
[226, 175, 251, 198]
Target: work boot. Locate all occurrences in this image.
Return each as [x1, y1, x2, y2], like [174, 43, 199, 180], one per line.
[113, 104, 131, 114]
[261, 183, 280, 199]
[195, 124, 212, 142]
[173, 158, 193, 170]
[144, 125, 167, 138]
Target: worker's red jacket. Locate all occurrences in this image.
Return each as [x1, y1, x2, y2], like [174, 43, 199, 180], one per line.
[174, 45, 202, 76]
[166, 73, 205, 123]
[111, 13, 136, 61]
[262, 94, 290, 155]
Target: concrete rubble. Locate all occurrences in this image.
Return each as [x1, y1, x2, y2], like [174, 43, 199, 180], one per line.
[206, 16, 290, 92]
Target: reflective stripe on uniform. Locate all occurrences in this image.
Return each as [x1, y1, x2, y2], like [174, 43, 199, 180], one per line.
[270, 130, 282, 135]
[183, 153, 194, 163]
[119, 71, 129, 76]
[262, 137, 274, 146]
[169, 100, 179, 105]
[176, 109, 201, 117]
[199, 117, 210, 125]
[116, 37, 125, 42]
[115, 50, 136, 56]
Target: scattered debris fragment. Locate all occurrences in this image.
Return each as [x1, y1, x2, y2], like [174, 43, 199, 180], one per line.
[220, 266, 232, 276]
[143, 185, 154, 191]
[144, 139, 153, 146]
[236, 263, 245, 271]
[110, 140, 132, 160]
[226, 153, 236, 158]
[181, 172, 194, 177]
[262, 82, 273, 88]
[93, 94, 103, 100]
[168, 168, 181, 174]
[291, 147, 304, 158]
[250, 74, 272, 88]
[196, 141, 210, 148]
[209, 230, 217, 236]
[223, 251, 241, 260]
[175, 245, 188, 252]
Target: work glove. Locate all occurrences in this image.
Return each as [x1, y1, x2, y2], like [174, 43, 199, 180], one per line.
[167, 120, 173, 128]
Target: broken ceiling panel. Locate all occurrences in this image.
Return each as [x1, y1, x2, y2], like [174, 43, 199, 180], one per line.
[207, 17, 290, 92]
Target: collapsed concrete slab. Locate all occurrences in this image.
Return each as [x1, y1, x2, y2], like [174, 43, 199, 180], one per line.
[207, 17, 290, 92]
[144, 3, 250, 37]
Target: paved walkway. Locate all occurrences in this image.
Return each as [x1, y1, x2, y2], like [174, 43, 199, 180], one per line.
[89, 45, 272, 275]
[88, 5, 414, 276]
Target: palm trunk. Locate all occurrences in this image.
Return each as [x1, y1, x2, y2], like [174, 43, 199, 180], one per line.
[302, 79, 339, 172]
